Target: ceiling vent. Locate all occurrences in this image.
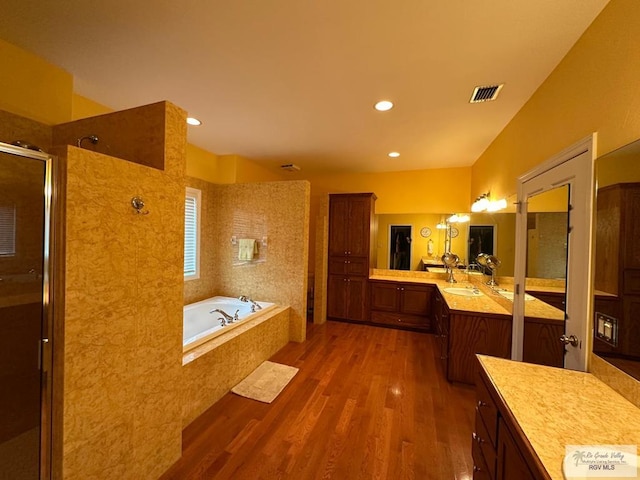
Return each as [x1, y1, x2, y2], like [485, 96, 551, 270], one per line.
[280, 163, 301, 172]
[469, 84, 504, 103]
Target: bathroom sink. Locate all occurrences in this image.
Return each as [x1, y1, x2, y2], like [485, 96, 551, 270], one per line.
[497, 291, 536, 301]
[443, 287, 483, 297]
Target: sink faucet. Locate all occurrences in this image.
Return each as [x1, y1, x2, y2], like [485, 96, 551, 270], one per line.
[210, 308, 239, 325]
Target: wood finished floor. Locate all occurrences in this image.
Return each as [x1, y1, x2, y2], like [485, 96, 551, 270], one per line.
[161, 321, 476, 480]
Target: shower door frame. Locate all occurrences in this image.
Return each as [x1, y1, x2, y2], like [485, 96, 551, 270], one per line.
[0, 142, 56, 480]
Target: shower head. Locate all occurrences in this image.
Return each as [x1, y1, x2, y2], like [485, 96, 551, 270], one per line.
[77, 135, 99, 148]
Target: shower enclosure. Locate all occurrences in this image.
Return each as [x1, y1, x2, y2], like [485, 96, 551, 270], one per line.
[0, 142, 53, 479]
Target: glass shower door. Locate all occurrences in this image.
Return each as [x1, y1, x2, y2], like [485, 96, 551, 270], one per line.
[0, 146, 49, 480]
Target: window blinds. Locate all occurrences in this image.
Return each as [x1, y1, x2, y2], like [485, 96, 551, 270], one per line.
[184, 189, 200, 278]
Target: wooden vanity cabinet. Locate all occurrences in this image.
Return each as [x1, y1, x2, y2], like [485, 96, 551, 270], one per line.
[369, 280, 433, 330]
[448, 312, 511, 384]
[473, 370, 549, 480]
[433, 289, 450, 374]
[327, 193, 376, 322]
[327, 274, 368, 321]
[522, 317, 564, 368]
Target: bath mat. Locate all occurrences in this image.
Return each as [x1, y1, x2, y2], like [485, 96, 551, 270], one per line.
[231, 361, 299, 403]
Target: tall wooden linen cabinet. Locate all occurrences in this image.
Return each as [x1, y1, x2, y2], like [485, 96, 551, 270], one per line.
[327, 193, 377, 322]
[593, 182, 640, 358]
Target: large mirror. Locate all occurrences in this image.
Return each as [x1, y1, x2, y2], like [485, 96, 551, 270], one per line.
[592, 139, 640, 381]
[375, 212, 516, 276]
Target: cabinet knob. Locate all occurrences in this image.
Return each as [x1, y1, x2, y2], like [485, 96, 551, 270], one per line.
[473, 465, 481, 472]
[472, 432, 485, 445]
[344, 260, 347, 264]
[477, 400, 487, 408]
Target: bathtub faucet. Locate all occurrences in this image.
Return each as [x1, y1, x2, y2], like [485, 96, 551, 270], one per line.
[239, 296, 262, 312]
[210, 308, 239, 325]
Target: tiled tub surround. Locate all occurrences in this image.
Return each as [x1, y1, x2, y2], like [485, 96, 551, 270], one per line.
[183, 295, 276, 350]
[477, 355, 640, 479]
[182, 305, 290, 428]
[184, 178, 310, 343]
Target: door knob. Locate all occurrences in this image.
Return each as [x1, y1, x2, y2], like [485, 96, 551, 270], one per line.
[559, 334, 579, 347]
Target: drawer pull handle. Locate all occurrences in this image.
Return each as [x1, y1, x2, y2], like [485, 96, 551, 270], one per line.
[477, 400, 487, 408]
[472, 432, 484, 445]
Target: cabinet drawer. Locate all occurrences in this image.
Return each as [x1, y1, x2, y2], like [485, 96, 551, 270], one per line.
[328, 256, 368, 276]
[475, 374, 499, 448]
[472, 430, 493, 480]
[474, 412, 496, 478]
[370, 311, 429, 329]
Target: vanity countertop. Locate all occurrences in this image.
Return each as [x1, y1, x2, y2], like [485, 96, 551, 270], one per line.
[478, 355, 640, 480]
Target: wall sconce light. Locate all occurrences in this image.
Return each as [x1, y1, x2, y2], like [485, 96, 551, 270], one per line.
[471, 192, 507, 213]
[471, 193, 490, 212]
[448, 214, 470, 223]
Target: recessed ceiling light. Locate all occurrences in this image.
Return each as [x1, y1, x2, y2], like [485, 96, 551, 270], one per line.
[388, 152, 400, 158]
[374, 100, 394, 112]
[186, 117, 202, 126]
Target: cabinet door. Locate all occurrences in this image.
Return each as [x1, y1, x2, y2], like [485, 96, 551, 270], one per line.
[622, 296, 640, 356]
[523, 319, 564, 368]
[370, 281, 399, 312]
[329, 196, 349, 256]
[496, 419, 534, 480]
[346, 276, 367, 321]
[622, 187, 640, 268]
[346, 196, 371, 257]
[400, 284, 432, 316]
[327, 274, 347, 319]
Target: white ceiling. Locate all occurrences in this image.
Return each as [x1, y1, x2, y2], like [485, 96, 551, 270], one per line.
[0, 0, 609, 174]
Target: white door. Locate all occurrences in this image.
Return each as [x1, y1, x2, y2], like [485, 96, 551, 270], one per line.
[512, 136, 595, 371]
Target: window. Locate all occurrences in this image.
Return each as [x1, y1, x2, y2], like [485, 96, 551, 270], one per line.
[184, 187, 201, 280]
[0, 205, 16, 257]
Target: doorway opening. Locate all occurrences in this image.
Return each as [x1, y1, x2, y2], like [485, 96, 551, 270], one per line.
[389, 225, 412, 270]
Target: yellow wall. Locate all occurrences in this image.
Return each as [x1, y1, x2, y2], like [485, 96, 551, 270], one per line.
[471, 0, 640, 200]
[302, 166, 471, 214]
[0, 38, 73, 125]
[71, 94, 113, 120]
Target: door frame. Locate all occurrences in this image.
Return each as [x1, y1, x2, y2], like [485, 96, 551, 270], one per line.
[512, 134, 596, 371]
[0, 142, 55, 479]
[388, 224, 412, 270]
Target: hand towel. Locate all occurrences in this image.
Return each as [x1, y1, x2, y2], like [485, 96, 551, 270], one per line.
[238, 238, 257, 260]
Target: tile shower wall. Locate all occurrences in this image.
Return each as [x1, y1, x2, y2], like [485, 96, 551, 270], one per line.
[55, 102, 186, 480]
[184, 179, 310, 343]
